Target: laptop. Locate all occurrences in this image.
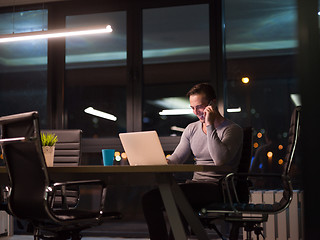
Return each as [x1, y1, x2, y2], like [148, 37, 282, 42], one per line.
[119, 131, 168, 166]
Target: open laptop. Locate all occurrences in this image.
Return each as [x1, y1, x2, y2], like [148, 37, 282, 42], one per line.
[119, 131, 168, 166]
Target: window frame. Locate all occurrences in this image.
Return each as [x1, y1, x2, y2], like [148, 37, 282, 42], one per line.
[1, 0, 224, 153]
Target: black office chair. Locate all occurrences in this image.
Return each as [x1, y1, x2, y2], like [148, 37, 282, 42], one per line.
[200, 106, 301, 240]
[197, 126, 253, 240]
[41, 129, 82, 167]
[41, 129, 82, 209]
[0, 111, 109, 240]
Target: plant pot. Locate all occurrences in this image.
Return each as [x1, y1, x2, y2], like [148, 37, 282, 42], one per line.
[42, 146, 55, 167]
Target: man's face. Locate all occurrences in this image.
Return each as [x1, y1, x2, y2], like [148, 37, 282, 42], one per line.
[189, 93, 209, 123]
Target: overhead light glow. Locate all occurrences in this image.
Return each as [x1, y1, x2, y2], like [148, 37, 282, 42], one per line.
[290, 93, 301, 107]
[159, 109, 193, 116]
[0, 25, 112, 43]
[170, 126, 185, 132]
[84, 107, 117, 121]
[227, 107, 241, 113]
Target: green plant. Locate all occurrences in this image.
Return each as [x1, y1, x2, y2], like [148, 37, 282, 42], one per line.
[41, 133, 58, 146]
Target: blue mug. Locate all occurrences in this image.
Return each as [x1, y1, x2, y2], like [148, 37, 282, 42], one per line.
[102, 149, 115, 166]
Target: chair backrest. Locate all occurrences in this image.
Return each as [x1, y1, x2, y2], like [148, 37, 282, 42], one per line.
[271, 106, 301, 212]
[0, 111, 50, 220]
[41, 129, 82, 166]
[238, 127, 253, 174]
[236, 127, 253, 203]
[283, 106, 301, 176]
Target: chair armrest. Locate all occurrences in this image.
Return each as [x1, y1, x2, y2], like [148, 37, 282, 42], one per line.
[221, 172, 292, 213]
[48, 180, 106, 211]
[0, 137, 26, 145]
[0, 136, 38, 145]
[52, 179, 106, 188]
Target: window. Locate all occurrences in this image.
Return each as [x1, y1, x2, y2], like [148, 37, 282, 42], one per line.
[0, 9, 48, 127]
[64, 11, 127, 138]
[142, 4, 210, 136]
[224, 0, 299, 178]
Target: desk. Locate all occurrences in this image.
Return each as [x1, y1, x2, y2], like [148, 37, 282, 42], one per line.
[0, 165, 230, 240]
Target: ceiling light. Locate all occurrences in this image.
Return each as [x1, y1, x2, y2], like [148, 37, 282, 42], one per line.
[227, 107, 241, 113]
[170, 126, 185, 132]
[84, 107, 117, 121]
[0, 25, 112, 43]
[159, 109, 193, 116]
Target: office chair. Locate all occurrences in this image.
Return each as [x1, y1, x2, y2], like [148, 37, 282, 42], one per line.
[41, 129, 82, 209]
[197, 127, 253, 240]
[200, 106, 301, 240]
[41, 129, 82, 167]
[0, 111, 109, 240]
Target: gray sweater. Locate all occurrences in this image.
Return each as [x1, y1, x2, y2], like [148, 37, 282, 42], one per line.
[168, 119, 243, 182]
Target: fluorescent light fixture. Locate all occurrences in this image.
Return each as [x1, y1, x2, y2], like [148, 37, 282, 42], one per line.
[227, 107, 241, 113]
[290, 94, 301, 107]
[84, 107, 117, 121]
[159, 109, 193, 116]
[150, 97, 190, 109]
[0, 25, 112, 43]
[170, 126, 185, 132]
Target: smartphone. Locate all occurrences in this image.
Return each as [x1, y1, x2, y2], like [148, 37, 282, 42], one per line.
[208, 100, 216, 109]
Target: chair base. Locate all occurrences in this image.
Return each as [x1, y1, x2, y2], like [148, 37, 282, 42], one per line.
[34, 228, 82, 240]
[199, 214, 267, 240]
[227, 220, 266, 240]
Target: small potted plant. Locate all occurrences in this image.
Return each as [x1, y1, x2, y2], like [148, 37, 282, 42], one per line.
[41, 133, 58, 167]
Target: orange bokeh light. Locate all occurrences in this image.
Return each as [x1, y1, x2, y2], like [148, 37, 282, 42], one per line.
[278, 144, 283, 150]
[241, 77, 250, 84]
[267, 151, 273, 159]
[253, 142, 259, 148]
[278, 159, 284, 165]
[257, 132, 262, 138]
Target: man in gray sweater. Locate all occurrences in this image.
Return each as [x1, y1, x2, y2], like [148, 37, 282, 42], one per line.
[142, 83, 243, 240]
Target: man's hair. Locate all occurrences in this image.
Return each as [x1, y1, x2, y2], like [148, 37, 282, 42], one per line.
[186, 83, 217, 101]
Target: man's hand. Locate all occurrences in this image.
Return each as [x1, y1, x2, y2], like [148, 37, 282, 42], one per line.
[204, 102, 217, 126]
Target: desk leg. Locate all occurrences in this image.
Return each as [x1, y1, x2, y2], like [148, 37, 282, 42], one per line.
[158, 181, 188, 240]
[170, 180, 210, 240]
[157, 174, 209, 240]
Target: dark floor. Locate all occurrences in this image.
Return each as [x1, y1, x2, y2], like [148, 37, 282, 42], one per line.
[7, 220, 235, 240]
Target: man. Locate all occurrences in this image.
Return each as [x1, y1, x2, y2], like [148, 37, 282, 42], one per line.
[142, 83, 243, 240]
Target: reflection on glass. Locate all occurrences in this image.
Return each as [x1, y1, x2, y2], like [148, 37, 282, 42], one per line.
[0, 10, 48, 127]
[225, 0, 297, 57]
[66, 12, 126, 69]
[64, 12, 127, 138]
[224, 0, 299, 160]
[142, 4, 210, 136]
